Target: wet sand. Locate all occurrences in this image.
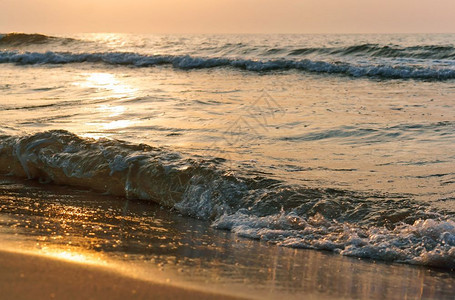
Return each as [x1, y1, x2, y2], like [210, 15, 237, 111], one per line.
[0, 249, 243, 300]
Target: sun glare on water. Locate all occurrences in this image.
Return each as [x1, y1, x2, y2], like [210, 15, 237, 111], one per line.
[75, 72, 137, 99]
[74, 72, 141, 133]
[39, 246, 107, 265]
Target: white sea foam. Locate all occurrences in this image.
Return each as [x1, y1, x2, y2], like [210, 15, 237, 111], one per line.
[212, 210, 455, 269]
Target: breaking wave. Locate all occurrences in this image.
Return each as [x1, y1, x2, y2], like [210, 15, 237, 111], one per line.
[0, 130, 454, 269]
[1, 50, 454, 80]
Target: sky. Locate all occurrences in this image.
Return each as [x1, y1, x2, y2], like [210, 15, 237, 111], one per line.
[0, 0, 454, 34]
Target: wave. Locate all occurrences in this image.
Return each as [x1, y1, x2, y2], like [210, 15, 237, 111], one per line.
[0, 130, 454, 269]
[262, 43, 455, 60]
[320, 44, 455, 60]
[1, 50, 454, 80]
[0, 33, 75, 46]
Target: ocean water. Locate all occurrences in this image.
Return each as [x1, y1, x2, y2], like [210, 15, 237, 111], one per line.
[1, 33, 455, 271]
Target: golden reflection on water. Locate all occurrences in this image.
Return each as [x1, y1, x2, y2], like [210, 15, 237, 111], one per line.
[81, 73, 137, 97]
[0, 239, 107, 266]
[75, 73, 140, 132]
[37, 246, 107, 266]
[97, 104, 126, 117]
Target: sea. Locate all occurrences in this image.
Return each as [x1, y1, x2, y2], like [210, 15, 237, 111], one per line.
[0, 32, 455, 298]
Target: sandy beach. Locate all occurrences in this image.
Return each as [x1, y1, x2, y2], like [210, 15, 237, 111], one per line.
[0, 249, 244, 300]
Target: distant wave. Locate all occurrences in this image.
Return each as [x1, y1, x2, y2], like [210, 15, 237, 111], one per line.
[2, 33, 454, 60]
[1, 130, 454, 269]
[286, 43, 455, 60]
[0, 33, 75, 46]
[216, 43, 455, 60]
[279, 122, 455, 143]
[1, 50, 454, 80]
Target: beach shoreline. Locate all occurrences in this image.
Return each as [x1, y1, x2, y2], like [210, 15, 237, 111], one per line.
[0, 175, 455, 299]
[0, 248, 245, 300]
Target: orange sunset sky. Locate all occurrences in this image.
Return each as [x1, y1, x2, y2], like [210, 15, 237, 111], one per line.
[1, 0, 454, 34]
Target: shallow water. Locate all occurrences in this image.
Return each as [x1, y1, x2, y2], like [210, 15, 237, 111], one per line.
[0, 33, 454, 271]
